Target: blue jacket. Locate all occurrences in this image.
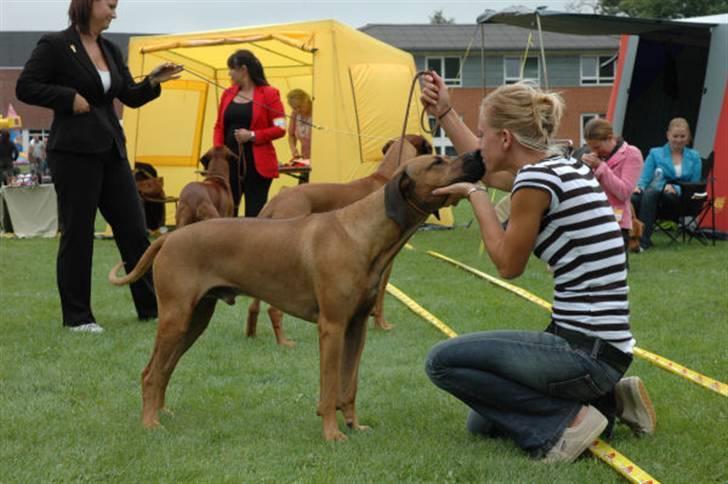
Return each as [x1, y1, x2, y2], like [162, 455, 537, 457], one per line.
[637, 143, 702, 195]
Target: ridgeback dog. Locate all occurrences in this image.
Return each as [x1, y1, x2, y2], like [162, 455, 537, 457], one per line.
[175, 146, 236, 228]
[108, 151, 484, 441]
[248, 134, 433, 346]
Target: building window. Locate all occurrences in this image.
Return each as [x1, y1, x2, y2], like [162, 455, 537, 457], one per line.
[428, 116, 457, 155]
[581, 55, 616, 85]
[426, 56, 462, 87]
[580, 112, 606, 146]
[504, 57, 539, 84]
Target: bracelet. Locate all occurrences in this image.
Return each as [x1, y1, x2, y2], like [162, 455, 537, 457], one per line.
[437, 106, 453, 120]
[466, 185, 488, 200]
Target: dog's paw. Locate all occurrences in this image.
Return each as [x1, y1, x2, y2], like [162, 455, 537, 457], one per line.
[324, 429, 348, 441]
[346, 422, 371, 432]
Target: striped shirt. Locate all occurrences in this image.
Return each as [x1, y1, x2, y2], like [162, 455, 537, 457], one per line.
[512, 156, 634, 353]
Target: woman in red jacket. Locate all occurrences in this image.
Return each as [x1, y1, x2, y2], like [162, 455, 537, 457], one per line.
[213, 49, 286, 216]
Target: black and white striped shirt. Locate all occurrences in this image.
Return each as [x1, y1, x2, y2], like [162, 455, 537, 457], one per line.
[512, 156, 634, 353]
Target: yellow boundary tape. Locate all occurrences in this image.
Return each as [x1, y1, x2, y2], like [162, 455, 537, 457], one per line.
[424, 250, 728, 399]
[386, 282, 659, 483]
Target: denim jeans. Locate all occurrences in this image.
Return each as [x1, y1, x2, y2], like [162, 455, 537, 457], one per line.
[425, 330, 623, 458]
[631, 188, 679, 248]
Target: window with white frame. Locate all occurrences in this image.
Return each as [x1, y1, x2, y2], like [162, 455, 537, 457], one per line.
[426, 56, 462, 87]
[504, 56, 539, 84]
[581, 55, 616, 85]
[428, 116, 457, 156]
[580, 112, 606, 146]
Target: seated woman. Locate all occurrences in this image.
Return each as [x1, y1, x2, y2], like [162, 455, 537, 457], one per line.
[579, 118, 643, 264]
[286, 89, 312, 163]
[630, 117, 702, 251]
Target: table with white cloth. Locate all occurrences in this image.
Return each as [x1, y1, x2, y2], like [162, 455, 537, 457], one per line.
[0, 184, 58, 238]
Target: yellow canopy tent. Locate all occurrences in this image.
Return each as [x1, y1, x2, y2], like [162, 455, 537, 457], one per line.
[123, 19, 452, 225]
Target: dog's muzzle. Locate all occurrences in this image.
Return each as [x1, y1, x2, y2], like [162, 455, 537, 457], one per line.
[459, 150, 486, 182]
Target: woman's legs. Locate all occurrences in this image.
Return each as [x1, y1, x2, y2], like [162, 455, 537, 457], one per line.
[98, 150, 157, 320]
[242, 157, 272, 217]
[632, 188, 680, 249]
[425, 330, 621, 458]
[48, 152, 103, 325]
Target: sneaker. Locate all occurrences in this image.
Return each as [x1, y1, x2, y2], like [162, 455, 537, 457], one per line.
[544, 406, 607, 463]
[615, 376, 656, 435]
[68, 322, 104, 333]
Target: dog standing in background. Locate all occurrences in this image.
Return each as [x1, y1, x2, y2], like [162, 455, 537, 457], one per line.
[175, 146, 236, 228]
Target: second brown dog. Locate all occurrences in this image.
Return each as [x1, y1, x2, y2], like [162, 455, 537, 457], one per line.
[248, 134, 432, 346]
[175, 146, 237, 228]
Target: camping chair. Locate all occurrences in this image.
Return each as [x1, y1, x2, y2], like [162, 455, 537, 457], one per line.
[655, 152, 716, 245]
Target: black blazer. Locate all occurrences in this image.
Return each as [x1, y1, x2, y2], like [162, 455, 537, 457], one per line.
[16, 27, 160, 159]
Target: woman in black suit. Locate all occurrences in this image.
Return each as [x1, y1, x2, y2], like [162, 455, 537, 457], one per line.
[16, 0, 182, 333]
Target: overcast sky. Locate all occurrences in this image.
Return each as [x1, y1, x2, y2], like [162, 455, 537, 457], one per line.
[1, 0, 572, 33]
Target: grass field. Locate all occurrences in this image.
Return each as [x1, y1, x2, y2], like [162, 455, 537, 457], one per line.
[1, 205, 726, 483]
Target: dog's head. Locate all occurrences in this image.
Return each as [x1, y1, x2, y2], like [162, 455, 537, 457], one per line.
[381, 134, 433, 156]
[385, 150, 485, 228]
[199, 146, 237, 178]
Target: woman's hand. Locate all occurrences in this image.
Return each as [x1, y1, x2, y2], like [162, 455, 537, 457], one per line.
[72, 93, 90, 113]
[234, 128, 254, 144]
[420, 71, 451, 118]
[633, 186, 642, 194]
[432, 182, 479, 207]
[664, 184, 677, 195]
[149, 63, 183, 86]
[582, 152, 602, 169]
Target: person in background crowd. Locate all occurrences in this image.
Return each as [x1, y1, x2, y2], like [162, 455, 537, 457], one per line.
[29, 136, 48, 177]
[0, 129, 19, 185]
[15, 0, 182, 333]
[578, 118, 643, 266]
[286, 89, 312, 162]
[420, 72, 656, 463]
[631, 117, 702, 251]
[213, 49, 286, 217]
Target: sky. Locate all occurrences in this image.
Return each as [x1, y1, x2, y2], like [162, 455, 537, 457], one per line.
[0, 0, 572, 33]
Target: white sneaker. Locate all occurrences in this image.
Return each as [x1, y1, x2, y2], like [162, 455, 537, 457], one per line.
[68, 322, 104, 333]
[615, 376, 656, 435]
[544, 406, 607, 463]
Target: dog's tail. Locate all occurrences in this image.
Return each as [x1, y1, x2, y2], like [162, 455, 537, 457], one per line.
[108, 234, 168, 286]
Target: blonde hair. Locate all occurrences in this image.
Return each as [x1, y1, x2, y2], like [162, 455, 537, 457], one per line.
[584, 117, 614, 141]
[287, 89, 312, 113]
[480, 81, 565, 155]
[667, 117, 691, 139]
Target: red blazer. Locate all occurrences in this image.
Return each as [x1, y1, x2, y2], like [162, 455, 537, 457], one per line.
[213, 84, 286, 178]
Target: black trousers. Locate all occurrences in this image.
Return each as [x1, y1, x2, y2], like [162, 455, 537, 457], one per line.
[49, 148, 157, 325]
[240, 153, 272, 217]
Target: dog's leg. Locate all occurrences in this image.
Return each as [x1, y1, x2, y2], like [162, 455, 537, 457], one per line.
[317, 316, 347, 441]
[268, 306, 295, 347]
[141, 299, 216, 428]
[371, 262, 394, 330]
[246, 298, 260, 337]
[339, 312, 371, 432]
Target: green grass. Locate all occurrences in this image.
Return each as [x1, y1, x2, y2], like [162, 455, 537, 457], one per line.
[1, 205, 726, 483]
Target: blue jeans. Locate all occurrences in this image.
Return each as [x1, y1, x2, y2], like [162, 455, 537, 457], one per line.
[425, 330, 623, 457]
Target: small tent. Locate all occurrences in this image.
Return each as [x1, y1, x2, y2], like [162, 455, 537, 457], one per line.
[123, 19, 438, 224]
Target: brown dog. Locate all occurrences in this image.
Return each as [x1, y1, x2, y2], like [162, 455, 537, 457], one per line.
[108, 151, 484, 441]
[248, 134, 433, 346]
[174, 146, 236, 228]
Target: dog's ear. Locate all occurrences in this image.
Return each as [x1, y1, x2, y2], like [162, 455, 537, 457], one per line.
[420, 137, 433, 155]
[381, 139, 395, 155]
[199, 148, 214, 170]
[384, 170, 419, 228]
[405, 134, 433, 155]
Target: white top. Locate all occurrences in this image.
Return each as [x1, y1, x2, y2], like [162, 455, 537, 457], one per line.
[674, 164, 683, 177]
[97, 69, 111, 93]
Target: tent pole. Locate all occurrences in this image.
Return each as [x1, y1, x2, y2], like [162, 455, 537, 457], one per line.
[480, 23, 486, 100]
[535, 10, 549, 90]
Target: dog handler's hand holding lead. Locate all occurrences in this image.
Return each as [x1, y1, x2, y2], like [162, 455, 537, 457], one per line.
[149, 62, 184, 87]
[420, 70, 452, 119]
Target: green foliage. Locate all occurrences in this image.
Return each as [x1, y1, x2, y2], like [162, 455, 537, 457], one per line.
[429, 9, 455, 25]
[1, 210, 726, 482]
[599, 0, 728, 18]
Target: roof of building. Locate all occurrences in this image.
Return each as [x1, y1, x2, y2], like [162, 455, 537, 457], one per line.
[359, 23, 620, 52]
[0, 31, 141, 67]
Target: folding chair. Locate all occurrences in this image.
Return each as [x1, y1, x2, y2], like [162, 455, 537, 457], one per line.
[655, 152, 715, 245]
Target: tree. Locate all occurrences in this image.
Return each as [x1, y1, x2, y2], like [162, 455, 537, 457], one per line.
[596, 0, 728, 18]
[429, 9, 455, 25]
